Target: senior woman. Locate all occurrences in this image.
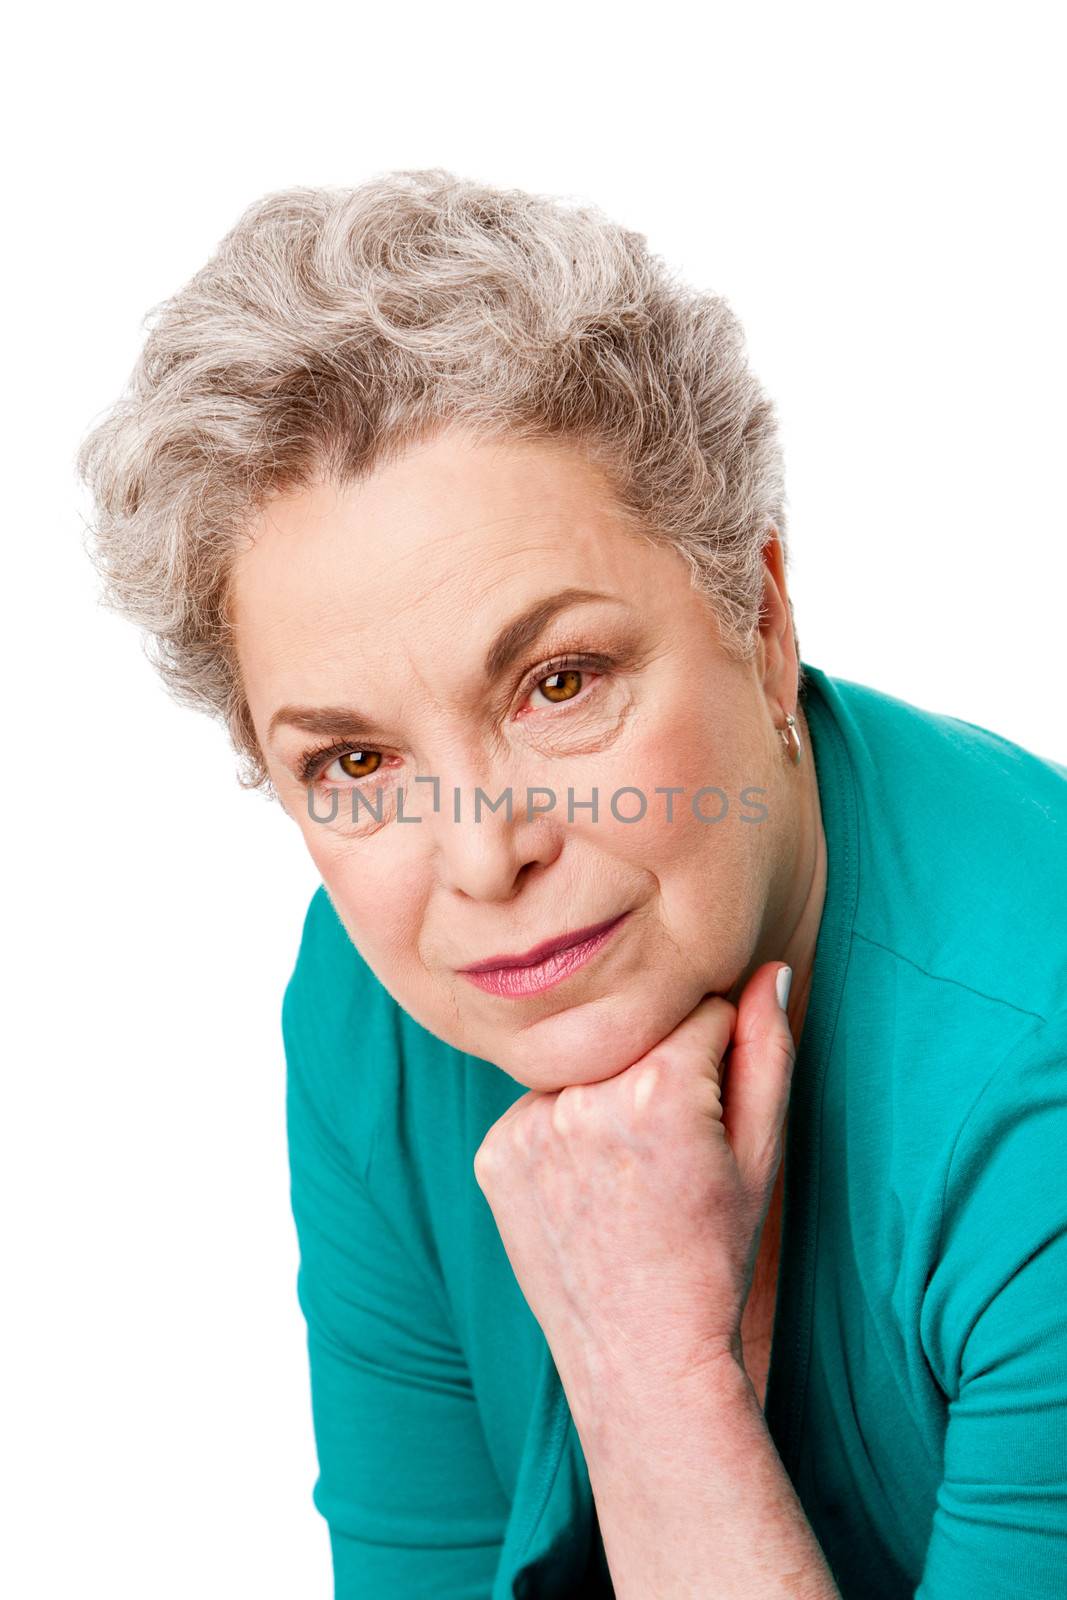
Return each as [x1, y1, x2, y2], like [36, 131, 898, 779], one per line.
[77, 170, 1067, 1600]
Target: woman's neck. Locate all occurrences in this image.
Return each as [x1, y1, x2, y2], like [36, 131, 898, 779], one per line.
[784, 703, 827, 1048]
[729, 701, 827, 1054]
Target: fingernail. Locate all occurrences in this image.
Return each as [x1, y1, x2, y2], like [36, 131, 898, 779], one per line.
[776, 964, 793, 1011]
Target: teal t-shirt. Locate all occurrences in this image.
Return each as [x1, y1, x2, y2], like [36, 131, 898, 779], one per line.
[281, 661, 1067, 1599]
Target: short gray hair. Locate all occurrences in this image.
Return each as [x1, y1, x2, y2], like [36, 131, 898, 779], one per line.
[76, 167, 799, 797]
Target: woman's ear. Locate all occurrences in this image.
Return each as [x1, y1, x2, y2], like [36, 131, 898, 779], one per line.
[757, 526, 800, 712]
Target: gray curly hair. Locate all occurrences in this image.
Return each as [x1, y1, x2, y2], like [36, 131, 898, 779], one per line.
[76, 167, 799, 799]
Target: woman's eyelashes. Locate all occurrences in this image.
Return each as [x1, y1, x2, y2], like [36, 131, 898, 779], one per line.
[298, 739, 386, 786]
[515, 652, 608, 716]
[298, 651, 619, 789]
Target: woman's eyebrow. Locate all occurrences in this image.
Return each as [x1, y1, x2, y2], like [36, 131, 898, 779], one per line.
[267, 587, 628, 743]
[482, 587, 627, 679]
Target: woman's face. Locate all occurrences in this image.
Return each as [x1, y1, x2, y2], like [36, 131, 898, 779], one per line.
[231, 427, 804, 1090]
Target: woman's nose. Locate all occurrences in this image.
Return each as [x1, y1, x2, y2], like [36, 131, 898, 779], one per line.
[424, 766, 563, 901]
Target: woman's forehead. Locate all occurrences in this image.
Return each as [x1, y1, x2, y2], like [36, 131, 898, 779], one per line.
[232, 451, 680, 646]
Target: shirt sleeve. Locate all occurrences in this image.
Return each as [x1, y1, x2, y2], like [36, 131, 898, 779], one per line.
[283, 984, 512, 1599]
[916, 1004, 1067, 1599]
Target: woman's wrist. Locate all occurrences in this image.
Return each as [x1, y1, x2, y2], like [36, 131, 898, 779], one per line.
[569, 1351, 841, 1600]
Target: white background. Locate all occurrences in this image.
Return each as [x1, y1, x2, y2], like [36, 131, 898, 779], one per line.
[5, 2, 1064, 1595]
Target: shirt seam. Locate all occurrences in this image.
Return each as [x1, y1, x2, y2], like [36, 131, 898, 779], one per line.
[930, 1002, 1067, 1288]
[848, 929, 1050, 1024]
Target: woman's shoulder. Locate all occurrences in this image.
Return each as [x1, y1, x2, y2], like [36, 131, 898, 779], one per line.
[281, 883, 385, 1051]
[921, 999, 1067, 1392]
[812, 666, 1067, 799]
[281, 883, 430, 1177]
[280, 883, 530, 1362]
[280, 882, 516, 1190]
[804, 664, 1067, 1022]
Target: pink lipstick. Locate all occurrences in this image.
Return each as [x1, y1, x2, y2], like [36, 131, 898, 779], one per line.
[459, 912, 630, 998]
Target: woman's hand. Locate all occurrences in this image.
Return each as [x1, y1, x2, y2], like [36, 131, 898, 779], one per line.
[472, 961, 795, 1424]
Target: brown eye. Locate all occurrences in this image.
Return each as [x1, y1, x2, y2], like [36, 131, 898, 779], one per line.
[337, 749, 382, 779]
[537, 669, 583, 704]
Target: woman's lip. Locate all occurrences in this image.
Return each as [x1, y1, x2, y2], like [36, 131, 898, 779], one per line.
[459, 911, 630, 974]
[458, 912, 631, 999]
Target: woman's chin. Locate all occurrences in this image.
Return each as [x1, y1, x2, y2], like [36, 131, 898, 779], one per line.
[484, 985, 695, 1092]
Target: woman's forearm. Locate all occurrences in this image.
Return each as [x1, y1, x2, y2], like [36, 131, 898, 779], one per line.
[570, 1351, 842, 1599]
